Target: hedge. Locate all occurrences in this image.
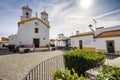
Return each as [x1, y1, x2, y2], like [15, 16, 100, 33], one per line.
[64, 49, 106, 75]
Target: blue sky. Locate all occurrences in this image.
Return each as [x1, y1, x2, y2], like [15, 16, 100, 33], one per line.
[0, 0, 120, 38]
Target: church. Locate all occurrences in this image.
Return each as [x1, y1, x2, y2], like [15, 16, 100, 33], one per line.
[9, 5, 50, 48]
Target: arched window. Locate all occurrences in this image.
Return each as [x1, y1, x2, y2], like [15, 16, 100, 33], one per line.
[26, 12, 29, 18]
[44, 18, 46, 21]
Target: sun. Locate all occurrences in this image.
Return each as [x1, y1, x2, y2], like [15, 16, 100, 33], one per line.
[80, 0, 92, 8]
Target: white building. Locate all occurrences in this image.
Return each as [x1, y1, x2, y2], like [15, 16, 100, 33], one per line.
[50, 33, 70, 49]
[0, 37, 9, 48]
[57, 33, 66, 47]
[95, 25, 120, 54]
[70, 25, 120, 54]
[9, 5, 50, 48]
[70, 32, 95, 51]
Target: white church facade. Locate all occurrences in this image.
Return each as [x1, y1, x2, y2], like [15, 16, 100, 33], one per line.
[9, 6, 50, 48]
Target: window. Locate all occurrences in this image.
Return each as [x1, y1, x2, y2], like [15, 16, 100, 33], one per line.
[35, 22, 39, 26]
[35, 28, 39, 33]
[43, 38, 46, 40]
[44, 18, 46, 21]
[26, 12, 29, 18]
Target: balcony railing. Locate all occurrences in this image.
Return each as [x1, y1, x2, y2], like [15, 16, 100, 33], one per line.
[23, 54, 65, 80]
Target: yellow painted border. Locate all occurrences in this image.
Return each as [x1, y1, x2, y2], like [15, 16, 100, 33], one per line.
[116, 50, 120, 55]
[18, 18, 50, 29]
[40, 46, 48, 48]
[83, 47, 96, 52]
[96, 49, 107, 53]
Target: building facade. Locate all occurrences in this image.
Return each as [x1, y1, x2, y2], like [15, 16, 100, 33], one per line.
[70, 32, 96, 51]
[95, 26, 120, 54]
[0, 37, 9, 48]
[70, 25, 120, 54]
[9, 6, 50, 48]
[50, 33, 70, 49]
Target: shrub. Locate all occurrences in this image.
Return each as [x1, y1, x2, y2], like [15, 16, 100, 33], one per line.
[97, 65, 120, 80]
[64, 49, 106, 75]
[52, 68, 91, 80]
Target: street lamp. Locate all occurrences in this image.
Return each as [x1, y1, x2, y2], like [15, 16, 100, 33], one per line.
[89, 24, 94, 32]
[89, 24, 95, 41]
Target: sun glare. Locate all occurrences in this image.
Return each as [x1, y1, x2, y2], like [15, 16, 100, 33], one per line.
[80, 0, 92, 8]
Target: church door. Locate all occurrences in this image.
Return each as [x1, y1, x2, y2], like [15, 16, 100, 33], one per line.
[33, 38, 40, 48]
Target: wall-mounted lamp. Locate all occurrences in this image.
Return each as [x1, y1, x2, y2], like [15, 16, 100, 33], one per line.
[89, 24, 95, 42]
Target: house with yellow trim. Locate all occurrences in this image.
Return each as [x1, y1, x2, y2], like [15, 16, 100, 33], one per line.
[0, 37, 9, 48]
[70, 25, 120, 54]
[70, 31, 95, 51]
[9, 5, 50, 48]
[95, 25, 120, 54]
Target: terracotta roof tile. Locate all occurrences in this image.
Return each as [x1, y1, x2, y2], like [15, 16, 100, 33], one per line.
[70, 32, 93, 38]
[95, 30, 120, 38]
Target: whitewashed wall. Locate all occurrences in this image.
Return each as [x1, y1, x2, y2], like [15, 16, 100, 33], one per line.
[9, 35, 18, 45]
[71, 35, 95, 48]
[95, 37, 120, 50]
[58, 41, 66, 47]
[17, 20, 49, 46]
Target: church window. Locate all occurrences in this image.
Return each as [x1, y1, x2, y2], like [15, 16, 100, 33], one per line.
[35, 28, 39, 33]
[26, 12, 29, 18]
[44, 18, 46, 21]
[35, 22, 39, 26]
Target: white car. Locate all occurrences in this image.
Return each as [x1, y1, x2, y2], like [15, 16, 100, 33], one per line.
[19, 45, 34, 53]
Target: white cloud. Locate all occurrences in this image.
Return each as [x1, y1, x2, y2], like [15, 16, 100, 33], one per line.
[0, 0, 120, 38]
[48, 0, 95, 38]
[94, 9, 120, 19]
[48, 0, 120, 39]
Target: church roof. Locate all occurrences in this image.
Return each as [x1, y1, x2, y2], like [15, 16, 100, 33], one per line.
[22, 5, 32, 11]
[41, 11, 48, 16]
[18, 18, 50, 28]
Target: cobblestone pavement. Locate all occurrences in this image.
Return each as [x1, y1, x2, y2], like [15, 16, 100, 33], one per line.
[0, 48, 12, 55]
[0, 50, 64, 80]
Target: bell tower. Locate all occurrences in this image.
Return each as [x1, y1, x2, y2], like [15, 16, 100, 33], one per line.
[20, 5, 32, 21]
[41, 10, 49, 24]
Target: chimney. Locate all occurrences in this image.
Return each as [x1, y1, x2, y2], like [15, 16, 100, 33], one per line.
[76, 31, 79, 35]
